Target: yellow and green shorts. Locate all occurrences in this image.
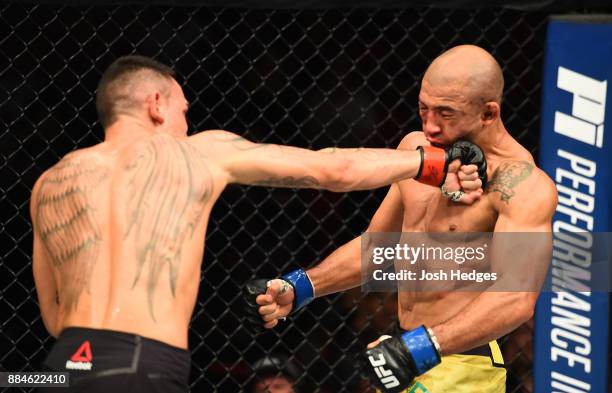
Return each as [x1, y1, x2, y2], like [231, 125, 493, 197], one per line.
[380, 341, 506, 393]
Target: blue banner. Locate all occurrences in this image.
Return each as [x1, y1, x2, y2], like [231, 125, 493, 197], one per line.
[535, 16, 612, 393]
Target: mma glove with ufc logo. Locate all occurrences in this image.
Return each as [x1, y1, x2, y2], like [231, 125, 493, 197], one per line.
[363, 326, 441, 393]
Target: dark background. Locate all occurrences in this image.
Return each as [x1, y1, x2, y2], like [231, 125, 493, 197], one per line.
[1, 1, 610, 392]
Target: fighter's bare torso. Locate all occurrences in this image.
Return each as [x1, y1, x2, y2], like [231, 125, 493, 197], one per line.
[396, 132, 535, 330]
[33, 133, 227, 348]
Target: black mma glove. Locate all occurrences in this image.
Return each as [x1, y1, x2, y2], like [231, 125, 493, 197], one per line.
[363, 326, 441, 393]
[244, 269, 314, 331]
[244, 279, 272, 330]
[415, 140, 488, 189]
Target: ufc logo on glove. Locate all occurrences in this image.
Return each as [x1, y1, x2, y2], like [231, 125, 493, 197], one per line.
[363, 327, 441, 393]
[368, 353, 400, 388]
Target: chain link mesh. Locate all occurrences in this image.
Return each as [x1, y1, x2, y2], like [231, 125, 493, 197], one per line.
[1, 4, 554, 392]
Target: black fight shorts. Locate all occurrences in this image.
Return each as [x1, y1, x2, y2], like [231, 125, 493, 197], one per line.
[37, 327, 190, 393]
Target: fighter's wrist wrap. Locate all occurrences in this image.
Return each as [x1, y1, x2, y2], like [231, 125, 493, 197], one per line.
[363, 325, 441, 392]
[281, 269, 314, 311]
[400, 325, 442, 375]
[415, 146, 448, 187]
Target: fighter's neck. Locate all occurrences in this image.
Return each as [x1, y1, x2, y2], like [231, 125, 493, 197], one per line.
[103, 118, 160, 145]
[469, 123, 515, 160]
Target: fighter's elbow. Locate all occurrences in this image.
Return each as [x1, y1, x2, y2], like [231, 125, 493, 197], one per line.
[512, 293, 537, 324]
[517, 304, 535, 324]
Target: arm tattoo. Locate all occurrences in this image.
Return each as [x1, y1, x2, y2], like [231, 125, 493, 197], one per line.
[34, 159, 109, 311]
[253, 176, 320, 188]
[488, 161, 534, 203]
[124, 136, 213, 321]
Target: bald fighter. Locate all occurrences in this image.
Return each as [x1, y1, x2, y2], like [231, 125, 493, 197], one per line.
[31, 55, 484, 393]
[247, 45, 558, 392]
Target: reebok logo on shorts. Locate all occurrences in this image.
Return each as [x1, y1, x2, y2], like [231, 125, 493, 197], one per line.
[65, 340, 93, 370]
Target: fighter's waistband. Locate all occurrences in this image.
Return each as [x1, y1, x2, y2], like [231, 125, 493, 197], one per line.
[45, 327, 191, 383]
[459, 340, 505, 367]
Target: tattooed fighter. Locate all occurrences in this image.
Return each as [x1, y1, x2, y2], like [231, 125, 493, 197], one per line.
[248, 45, 558, 392]
[30, 56, 484, 392]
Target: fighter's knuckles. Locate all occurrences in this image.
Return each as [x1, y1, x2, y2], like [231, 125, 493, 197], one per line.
[460, 179, 482, 191]
[258, 303, 276, 315]
[459, 164, 478, 175]
[255, 294, 271, 305]
[265, 280, 279, 296]
[447, 159, 461, 173]
[262, 312, 279, 322]
[264, 320, 278, 329]
[446, 141, 488, 189]
[458, 170, 478, 181]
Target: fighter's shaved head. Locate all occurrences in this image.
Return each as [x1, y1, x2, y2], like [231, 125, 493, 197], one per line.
[96, 55, 176, 128]
[423, 45, 504, 105]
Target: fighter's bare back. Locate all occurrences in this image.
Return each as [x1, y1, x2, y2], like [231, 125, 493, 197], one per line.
[32, 134, 226, 348]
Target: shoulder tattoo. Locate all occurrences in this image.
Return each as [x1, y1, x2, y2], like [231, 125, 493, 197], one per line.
[487, 161, 534, 203]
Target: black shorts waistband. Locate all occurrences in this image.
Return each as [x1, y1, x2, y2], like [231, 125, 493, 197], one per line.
[58, 327, 188, 351]
[44, 327, 191, 385]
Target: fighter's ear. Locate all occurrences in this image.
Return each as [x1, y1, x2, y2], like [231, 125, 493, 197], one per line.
[147, 91, 165, 125]
[481, 101, 500, 126]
